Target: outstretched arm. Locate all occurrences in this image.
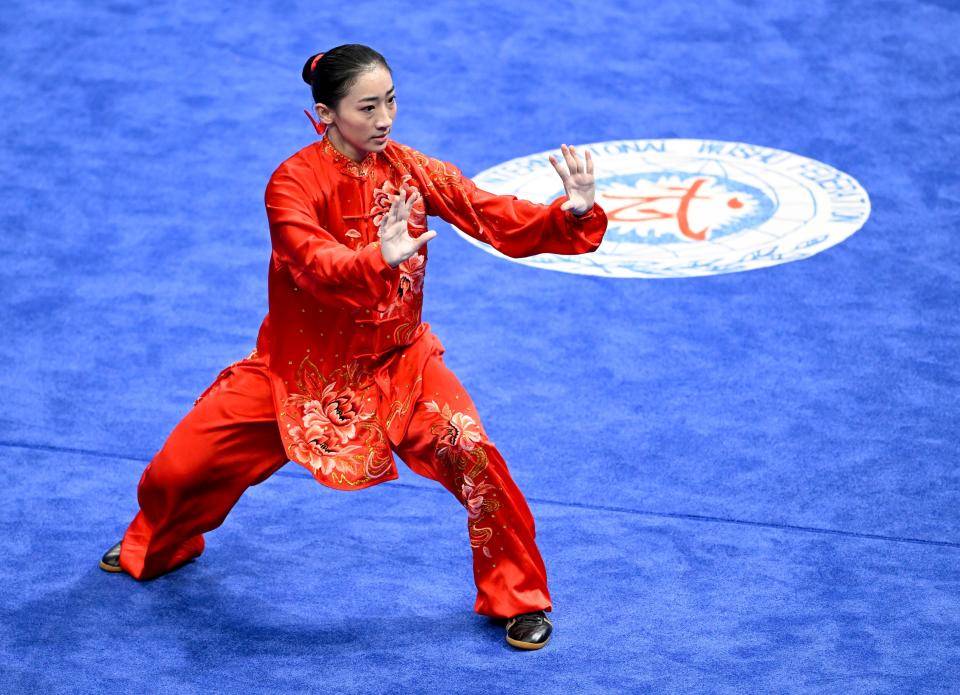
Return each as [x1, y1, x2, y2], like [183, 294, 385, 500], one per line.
[409, 144, 607, 258]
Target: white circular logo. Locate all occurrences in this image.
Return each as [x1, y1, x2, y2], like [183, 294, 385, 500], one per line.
[462, 139, 871, 278]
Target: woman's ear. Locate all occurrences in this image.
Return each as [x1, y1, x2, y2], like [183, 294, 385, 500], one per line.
[314, 103, 334, 125]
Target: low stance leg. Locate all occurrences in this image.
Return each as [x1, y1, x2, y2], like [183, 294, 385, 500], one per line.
[113, 358, 288, 580]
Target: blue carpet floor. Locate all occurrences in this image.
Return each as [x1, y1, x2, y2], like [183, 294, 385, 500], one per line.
[1, 0, 958, 692]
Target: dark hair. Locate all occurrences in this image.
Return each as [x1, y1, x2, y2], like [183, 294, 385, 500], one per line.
[301, 44, 392, 110]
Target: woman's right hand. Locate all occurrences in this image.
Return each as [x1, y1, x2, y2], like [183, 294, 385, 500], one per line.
[379, 188, 437, 267]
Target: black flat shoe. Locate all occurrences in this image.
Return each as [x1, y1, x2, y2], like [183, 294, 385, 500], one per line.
[99, 541, 124, 573]
[505, 610, 553, 650]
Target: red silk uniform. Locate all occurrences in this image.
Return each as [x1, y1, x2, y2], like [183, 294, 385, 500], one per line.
[118, 135, 608, 618]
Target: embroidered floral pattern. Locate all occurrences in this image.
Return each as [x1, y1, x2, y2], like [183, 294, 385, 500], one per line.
[461, 473, 496, 520]
[425, 400, 484, 460]
[370, 175, 428, 236]
[380, 252, 427, 321]
[426, 400, 500, 558]
[288, 424, 363, 477]
[282, 358, 393, 484]
[302, 382, 366, 444]
[398, 253, 426, 300]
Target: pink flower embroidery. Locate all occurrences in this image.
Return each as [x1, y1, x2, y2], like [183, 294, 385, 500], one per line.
[302, 382, 367, 444]
[398, 254, 425, 297]
[370, 176, 427, 236]
[425, 401, 485, 459]
[281, 359, 386, 482]
[383, 253, 426, 317]
[461, 473, 496, 520]
[448, 412, 483, 451]
[288, 424, 361, 476]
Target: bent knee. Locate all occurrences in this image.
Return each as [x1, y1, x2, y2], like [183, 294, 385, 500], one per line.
[139, 446, 212, 497]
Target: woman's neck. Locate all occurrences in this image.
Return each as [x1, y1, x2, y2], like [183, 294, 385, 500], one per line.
[326, 126, 370, 163]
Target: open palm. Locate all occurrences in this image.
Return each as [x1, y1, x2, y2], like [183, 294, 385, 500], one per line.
[549, 144, 595, 216]
[379, 189, 437, 267]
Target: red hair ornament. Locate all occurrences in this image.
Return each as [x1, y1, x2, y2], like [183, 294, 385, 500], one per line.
[303, 108, 326, 135]
[304, 52, 326, 135]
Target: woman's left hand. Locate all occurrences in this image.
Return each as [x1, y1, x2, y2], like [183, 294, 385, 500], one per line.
[549, 144, 595, 216]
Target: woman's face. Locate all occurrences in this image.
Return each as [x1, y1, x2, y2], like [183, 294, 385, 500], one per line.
[317, 65, 396, 162]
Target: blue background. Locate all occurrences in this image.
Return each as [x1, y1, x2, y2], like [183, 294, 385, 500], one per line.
[1, 0, 958, 692]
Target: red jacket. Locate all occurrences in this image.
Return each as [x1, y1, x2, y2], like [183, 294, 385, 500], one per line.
[214, 135, 607, 490]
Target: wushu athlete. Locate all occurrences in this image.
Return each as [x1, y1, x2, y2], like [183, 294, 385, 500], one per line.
[100, 43, 608, 651]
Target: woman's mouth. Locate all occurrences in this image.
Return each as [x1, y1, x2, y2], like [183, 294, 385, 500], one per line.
[372, 132, 389, 143]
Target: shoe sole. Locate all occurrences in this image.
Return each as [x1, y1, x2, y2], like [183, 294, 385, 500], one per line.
[98, 556, 199, 576]
[99, 560, 124, 573]
[506, 634, 551, 650]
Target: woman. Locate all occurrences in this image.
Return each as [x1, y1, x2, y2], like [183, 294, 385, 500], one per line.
[100, 44, 607, 651]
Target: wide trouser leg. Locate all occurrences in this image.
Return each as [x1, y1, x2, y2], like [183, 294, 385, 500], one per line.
[392, 353, 552, 618]
[119, 358, 288, 580]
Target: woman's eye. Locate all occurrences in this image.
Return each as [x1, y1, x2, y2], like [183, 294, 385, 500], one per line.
[388, 96, 397, 104]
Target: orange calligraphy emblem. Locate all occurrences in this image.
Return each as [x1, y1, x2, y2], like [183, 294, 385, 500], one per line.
[603, 177, 744, 241]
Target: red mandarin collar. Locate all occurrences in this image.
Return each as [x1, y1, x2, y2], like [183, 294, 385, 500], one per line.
[318, 133, 379, 178]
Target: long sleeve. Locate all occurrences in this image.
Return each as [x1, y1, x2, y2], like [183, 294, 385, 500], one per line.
[413, 154, 607, 258]
[265, 165, 400, 312]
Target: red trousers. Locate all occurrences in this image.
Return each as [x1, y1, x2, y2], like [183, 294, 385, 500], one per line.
[118, 354, 552, 618]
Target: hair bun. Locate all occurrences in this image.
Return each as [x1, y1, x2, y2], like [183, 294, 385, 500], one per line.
[301, 52, 325, 85]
